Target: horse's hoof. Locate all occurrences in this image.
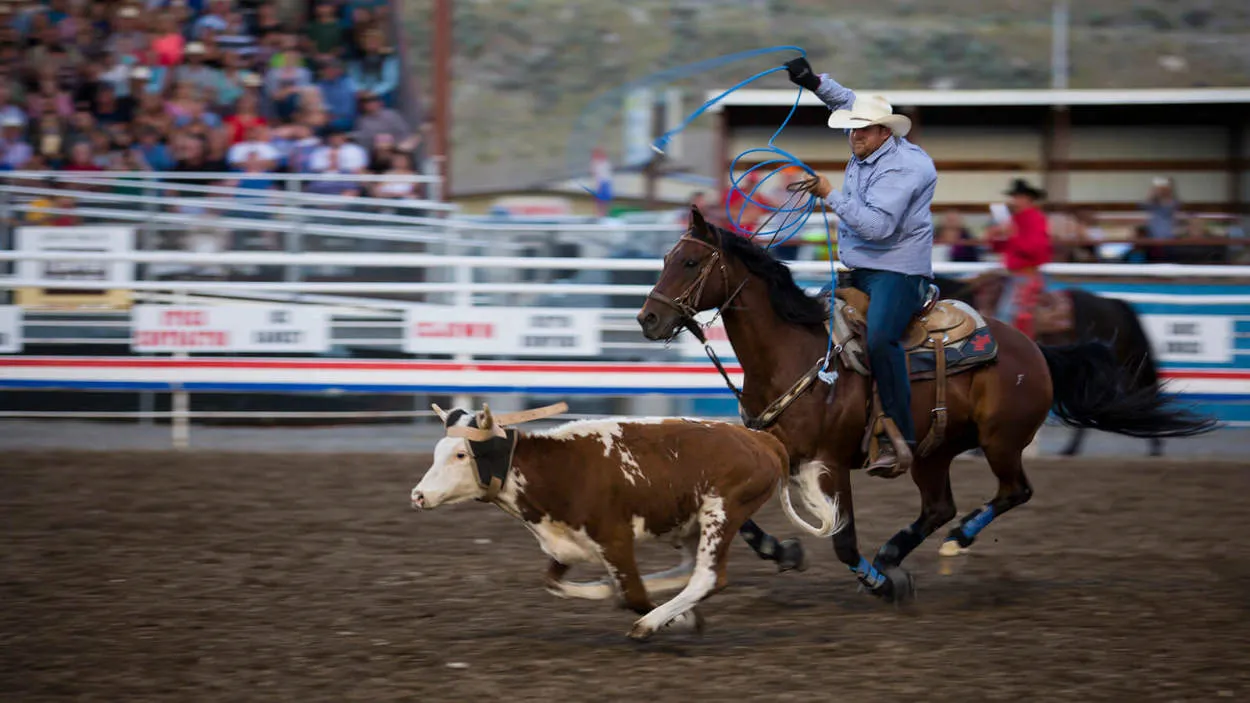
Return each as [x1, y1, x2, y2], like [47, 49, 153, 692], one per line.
[880, 566, 916, 604]
[776, 538, 807, 573]
[938, 539, 969, 557]
[867, 566, 915, 604]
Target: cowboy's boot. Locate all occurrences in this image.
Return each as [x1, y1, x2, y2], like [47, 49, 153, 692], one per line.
[866, 437, 915, 479]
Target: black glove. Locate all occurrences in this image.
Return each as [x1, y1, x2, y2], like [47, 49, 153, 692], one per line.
[785, 57, 821, 92]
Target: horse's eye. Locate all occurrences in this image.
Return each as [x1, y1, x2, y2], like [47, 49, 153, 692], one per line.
[683, 259, 698, 268]
[456, 452, 466, 460]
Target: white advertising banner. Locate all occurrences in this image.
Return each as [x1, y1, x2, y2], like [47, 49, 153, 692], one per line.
[1141, 314, 1233, 364]
[17, 226, 134, 285]
[0, 306, 21, 353]
[403, 307, 600, 356]
[132, 306, 330, 353]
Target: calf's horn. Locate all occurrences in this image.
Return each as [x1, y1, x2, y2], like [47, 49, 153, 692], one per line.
[493, 402, 569, 425]
[430, 404, 449, 422]
[479, 403, 495, 430]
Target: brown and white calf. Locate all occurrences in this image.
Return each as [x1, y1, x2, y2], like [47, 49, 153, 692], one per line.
[410, 404, 843, 640]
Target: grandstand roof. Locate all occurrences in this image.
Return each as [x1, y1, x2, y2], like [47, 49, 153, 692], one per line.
[706, 87, 1250, 109]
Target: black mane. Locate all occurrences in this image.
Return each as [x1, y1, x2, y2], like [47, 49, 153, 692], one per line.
[713, 224, 829, 327]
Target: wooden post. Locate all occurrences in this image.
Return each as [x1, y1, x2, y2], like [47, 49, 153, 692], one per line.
[1229, 120, 1244, 215]
[644, 100, 666, 210]
[1044, 105, 1071, 205]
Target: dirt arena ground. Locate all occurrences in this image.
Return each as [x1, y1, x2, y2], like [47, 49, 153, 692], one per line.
[3, 451, 1250, 702]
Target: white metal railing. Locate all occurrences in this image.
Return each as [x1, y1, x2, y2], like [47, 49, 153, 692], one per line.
[6, 250, 1250, 277]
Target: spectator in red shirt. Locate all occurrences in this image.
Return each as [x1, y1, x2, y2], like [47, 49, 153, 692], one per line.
[987, 178, 1053, 339]
[62, 140, 102, 172]
[225, 90, 267, 144]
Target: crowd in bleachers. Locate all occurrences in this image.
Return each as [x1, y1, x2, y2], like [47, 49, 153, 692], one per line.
[0, 0, 431, 200]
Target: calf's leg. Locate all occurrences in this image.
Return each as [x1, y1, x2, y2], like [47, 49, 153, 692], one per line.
[599, 537, 654, 616]
[628, 494, 732, 640]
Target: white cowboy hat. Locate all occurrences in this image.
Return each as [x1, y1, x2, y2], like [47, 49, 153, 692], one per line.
[827, 94, 912, 137]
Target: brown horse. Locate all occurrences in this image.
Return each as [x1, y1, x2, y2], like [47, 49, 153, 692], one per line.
[934, 271, 1165, 457]
[637, 208, 1216, 602]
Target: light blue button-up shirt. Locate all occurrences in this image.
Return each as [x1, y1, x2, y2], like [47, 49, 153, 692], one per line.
[815, 76, 937, 278]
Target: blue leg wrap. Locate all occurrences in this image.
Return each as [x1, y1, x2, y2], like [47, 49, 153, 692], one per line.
[851, 555, 887, 590]
[960, 504, 997, 541]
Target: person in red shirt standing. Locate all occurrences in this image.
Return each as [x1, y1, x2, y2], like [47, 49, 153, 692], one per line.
[987, 179, 1053, 339]
[723, 170, 775, 234]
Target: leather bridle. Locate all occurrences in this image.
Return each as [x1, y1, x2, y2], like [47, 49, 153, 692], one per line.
[645, 231, 824, 431]
[645, 234, 747, 335]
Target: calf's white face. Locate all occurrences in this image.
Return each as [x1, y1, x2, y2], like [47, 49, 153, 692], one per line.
[411, 436, 482, 509]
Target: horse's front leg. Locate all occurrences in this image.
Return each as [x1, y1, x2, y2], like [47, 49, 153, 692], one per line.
[820, 463, 911, 602]
[871, 456, 958, 602]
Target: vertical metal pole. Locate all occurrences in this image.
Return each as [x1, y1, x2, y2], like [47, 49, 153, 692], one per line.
[171, 380, 189, 450]
[285, 177, 303, 283]
[644, 100, 666, 210]
[432, 0, 452, 199]
[452, 259, 472, 409]
[1051, 0, 1070, 91]
[171, 288, 190, 449]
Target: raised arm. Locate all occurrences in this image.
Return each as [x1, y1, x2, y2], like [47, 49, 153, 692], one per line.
[785, 57, 856, 112]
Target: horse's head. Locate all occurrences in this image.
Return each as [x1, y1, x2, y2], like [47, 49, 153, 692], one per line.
[637, 206, 738, 341]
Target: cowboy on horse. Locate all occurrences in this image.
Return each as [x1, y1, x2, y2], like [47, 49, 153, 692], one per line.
[784, 57, 938, 479]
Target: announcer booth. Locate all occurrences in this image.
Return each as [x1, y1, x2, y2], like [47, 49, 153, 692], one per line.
[692, 87, 1250, 424]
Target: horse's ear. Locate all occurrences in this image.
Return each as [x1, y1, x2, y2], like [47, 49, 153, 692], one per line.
[690, 204, 706, 231]
[689, 205, 717, 243]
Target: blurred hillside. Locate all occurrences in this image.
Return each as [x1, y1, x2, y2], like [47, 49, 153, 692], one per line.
[398, 1, 1250, 194]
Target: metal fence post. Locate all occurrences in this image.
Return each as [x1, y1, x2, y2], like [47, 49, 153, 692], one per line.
[285, 177, 303, 283]
[452, 259, 473, 409]
[171, 380, 190, 450]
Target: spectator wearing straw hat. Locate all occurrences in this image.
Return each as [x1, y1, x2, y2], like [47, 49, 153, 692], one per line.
[106, 5, 148, 55]
[175, 41, 222, 95]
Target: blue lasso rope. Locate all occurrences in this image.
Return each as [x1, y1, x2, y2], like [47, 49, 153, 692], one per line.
[646, 47, 841, 379]
[568, 45, 810, 198]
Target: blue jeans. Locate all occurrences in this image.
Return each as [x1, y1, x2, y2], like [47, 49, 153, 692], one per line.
[849, 268, 929, 444]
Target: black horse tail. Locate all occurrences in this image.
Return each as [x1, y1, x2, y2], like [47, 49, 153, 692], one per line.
[1107, 296, 1160, 390]
[1041, 341, 1219, 438]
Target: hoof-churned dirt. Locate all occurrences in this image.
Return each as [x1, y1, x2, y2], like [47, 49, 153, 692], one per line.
[3, 452, 1249, 702]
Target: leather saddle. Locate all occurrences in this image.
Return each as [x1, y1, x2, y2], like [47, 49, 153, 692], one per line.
[835, 286, 981, 352]
[826, 285, 1000, 466]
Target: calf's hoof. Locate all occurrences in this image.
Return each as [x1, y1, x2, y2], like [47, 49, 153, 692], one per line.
[776, 538, 807, 573]
[628, 608, 704, 641]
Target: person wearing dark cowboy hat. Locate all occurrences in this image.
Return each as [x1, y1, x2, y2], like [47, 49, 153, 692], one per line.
[784, 57, 938, 481]
[986, 178, 1053, 339]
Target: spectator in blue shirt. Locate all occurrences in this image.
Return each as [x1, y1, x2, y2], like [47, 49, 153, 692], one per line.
[349, 29, 398, 107]
[136, 127, 174, 171]
[316, 57, 357, 133]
